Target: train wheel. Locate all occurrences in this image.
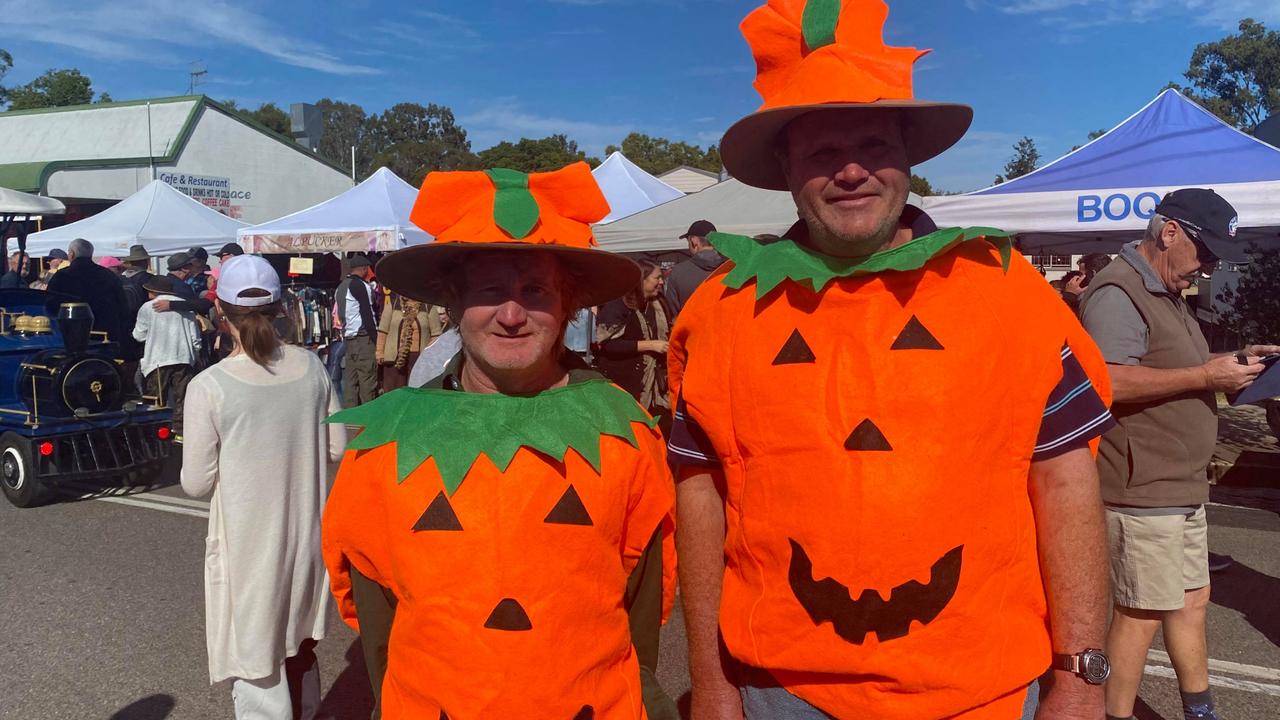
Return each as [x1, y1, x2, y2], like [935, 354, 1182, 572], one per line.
[0, 434, 46, 508]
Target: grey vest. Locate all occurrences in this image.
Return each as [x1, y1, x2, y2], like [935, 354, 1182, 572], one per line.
[1081, 258, 1216, 507]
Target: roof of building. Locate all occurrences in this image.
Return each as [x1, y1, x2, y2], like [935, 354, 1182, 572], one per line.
[656, 165, 720, 180]
[0, 95, 347, 193]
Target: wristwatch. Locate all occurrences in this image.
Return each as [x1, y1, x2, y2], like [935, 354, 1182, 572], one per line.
[1052, 648, 1110, 685]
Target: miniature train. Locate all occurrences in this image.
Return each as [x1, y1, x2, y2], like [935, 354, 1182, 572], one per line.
[0, 289, 173, 507]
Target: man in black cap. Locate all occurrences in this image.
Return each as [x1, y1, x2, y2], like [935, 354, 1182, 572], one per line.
[1080, 188, 1279, 720]
[216, 243, 244, 262]
[186, 247, 211, 296]
[334, 255, 379, 406]
[663, 219, 722, 318]
[154, 252, 214, 315]
[30, 248, 68, 290]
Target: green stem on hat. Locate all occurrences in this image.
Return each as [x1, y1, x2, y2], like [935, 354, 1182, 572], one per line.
[802, 0, 841, 52]
[326, 380, 658, 495]
[485, 168, 540, 239]
[709, 226, 1013, 299]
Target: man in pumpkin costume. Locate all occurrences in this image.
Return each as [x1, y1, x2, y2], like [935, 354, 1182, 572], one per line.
[669, 2, 1116, 718]
[322, 161, 677, 720]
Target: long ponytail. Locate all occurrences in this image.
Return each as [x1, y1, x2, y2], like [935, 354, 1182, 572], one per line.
[219, 289, 283, 366]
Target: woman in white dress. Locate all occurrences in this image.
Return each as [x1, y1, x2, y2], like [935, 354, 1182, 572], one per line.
[181, 255, 345, 720]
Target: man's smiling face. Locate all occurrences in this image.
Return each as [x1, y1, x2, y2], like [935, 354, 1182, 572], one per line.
[782, 109, 911, 258]
[457, 251, 569, 377]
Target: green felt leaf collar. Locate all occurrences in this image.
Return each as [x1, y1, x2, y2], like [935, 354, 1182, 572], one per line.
[710, 226, 1012, 300]
[485, 168, 540, 239]
[802, 0, 841, 51]
[327, 379, 658, 495]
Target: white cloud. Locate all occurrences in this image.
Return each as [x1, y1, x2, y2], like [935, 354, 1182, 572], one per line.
[971, 0, 1280, 29]
[0, 0, 381, 76]
[462, 98, 633, 155]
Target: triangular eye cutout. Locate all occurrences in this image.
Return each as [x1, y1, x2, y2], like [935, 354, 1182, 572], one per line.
[573, 707, 595, 720]
[773, 329, 816, 365]
[413, 491, 463, 532]
[845, 419, 893, 452]
[440, 712, 449, 720]
[891, 315, 944, 350]
[545, 485, 593, 526]
[484, 598, 533, 631]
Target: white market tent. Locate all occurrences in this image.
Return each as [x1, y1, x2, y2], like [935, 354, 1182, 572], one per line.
[0, 186, 65, 217]
[238, 167, 429, 254]
[25, 179, 246, 257]
[595, 178, 797, 254]
[924, 89, 1280, 253]
[594, 178, 923, 254]
[592, 152, 685, 224]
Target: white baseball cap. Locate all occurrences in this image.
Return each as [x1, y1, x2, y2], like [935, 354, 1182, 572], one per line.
[216, 255, 280, 307]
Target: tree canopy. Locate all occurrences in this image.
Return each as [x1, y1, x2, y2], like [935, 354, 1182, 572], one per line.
[1217, 249, 1280, 342]
[477, 135, 600, 173]
[909, 174, 933, 197]
[604, 132, 720, 175]
[221, 100, 291, 136]
[993, 136, 1040, 185]
[0, 49, 11, 105]
[1177, 18, 1280, 131]
[5, 68, 109, 110]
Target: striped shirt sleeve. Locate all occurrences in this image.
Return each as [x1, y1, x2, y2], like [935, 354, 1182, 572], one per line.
[666, 394, 720, 469]
[1032, 344, 1115, 460]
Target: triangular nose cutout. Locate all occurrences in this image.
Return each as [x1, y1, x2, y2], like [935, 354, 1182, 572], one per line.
[484, 598, 533, 631]
[773, 329, 816, 365]
[845, 419, 893, 451]
[891, 315, 944, 350]
[545, 485, 593, 526]
[413, 491, 463, 532]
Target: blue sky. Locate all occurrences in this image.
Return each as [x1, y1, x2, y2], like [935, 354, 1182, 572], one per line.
[3, 0, 1279, 192]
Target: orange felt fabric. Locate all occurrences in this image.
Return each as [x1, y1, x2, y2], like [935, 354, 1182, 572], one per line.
[408, 161, 610, 248]
[742, 0, 927, 111]
[669, 241, 1110, 720]
[322, 424, 675, 720]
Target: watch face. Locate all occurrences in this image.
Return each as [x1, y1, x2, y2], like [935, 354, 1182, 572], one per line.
[1082, 651, 1111, 684]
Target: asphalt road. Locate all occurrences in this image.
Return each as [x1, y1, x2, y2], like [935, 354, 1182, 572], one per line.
[2, 460, 1276, 719]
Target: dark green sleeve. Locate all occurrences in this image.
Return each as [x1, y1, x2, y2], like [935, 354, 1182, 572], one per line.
[626, 527, 678, 720]
[352, 566, 397, 720]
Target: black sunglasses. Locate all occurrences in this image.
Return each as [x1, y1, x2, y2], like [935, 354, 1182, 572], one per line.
[1172, 220, 1218, 265]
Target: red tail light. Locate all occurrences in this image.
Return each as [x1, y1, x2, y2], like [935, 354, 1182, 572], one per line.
[157, 427, 172, 440]
[38, 441, 54, 457]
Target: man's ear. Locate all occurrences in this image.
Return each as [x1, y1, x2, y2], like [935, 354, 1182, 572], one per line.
[1157, 220, 1180, 250]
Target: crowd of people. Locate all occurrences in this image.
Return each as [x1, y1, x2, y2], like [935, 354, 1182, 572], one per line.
[5, 2, 1278, 720]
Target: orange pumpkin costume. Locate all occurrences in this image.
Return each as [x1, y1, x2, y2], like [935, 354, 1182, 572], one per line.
[322, 164, 676, 719]
[670, 1, 1114, 718]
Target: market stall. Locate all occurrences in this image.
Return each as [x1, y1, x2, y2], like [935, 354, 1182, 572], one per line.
[23, 179, 246, 257]
[592, 152, 685, 224]
[924, 89, 1280, 254]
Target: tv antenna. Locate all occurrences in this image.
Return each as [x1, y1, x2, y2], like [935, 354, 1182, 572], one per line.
[188, 61, 208, 95]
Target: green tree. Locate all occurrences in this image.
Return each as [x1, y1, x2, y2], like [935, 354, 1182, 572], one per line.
[604, 132, 720, 174]
[0, 49, 12, 105]
[993, 136, 1040, 185]
[365, 102, 477, 182]
[477, 135, 599, 172]
[1217, 249, 1280, 342]
[315, 98, 376, 177]
[909, 174, 933, 196]
[6, 68, 105, 110]
[1177, 19, 1280, 130]
[248, 102, 290, 135]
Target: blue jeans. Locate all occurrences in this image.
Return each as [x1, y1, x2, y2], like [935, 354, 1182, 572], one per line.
[741, 682, 1039, 719]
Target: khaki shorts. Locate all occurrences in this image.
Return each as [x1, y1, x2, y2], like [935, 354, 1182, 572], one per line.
[1106, 505, 1209, 611]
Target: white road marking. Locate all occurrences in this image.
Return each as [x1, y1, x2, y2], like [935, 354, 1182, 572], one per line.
[92, 494, 209, 519]
[1148, 650, 1280, 682]
[1144, 664, 1280, 697]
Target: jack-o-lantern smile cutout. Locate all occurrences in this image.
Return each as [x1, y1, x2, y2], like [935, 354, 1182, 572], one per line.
[789, 540, 962, 644]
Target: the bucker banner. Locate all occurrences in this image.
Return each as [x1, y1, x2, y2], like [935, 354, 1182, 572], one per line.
[240, 229, 401, 254]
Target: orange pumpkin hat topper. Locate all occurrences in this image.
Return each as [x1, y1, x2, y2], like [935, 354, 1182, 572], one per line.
[377, 161, 640, 307]
[721, 0, 974, 191]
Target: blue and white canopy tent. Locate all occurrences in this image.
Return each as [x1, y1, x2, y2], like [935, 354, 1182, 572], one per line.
[924, 89, 1280, 254]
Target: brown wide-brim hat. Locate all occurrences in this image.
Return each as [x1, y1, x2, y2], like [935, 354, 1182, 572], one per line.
[375, 242, 641, 309]
[721, 99, 973, 191]
[142, 276, 174, 295]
